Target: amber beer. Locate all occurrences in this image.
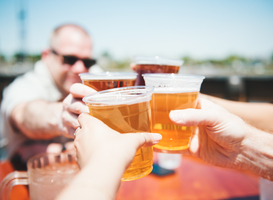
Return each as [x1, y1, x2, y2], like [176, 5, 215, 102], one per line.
[79, 72, 137, 91]
[133, 56, 183, 86]
[151, 91, 199, 152]
[83, 86, 154, 181]
[143, 74, 205, 153]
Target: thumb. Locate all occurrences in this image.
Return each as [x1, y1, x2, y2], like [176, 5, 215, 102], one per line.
[126, 133, 162, 148]
[70, 83, 96, 98]
[169, 109, 222, 127]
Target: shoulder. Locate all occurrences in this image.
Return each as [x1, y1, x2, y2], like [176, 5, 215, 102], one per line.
[1, 60, 61, 115]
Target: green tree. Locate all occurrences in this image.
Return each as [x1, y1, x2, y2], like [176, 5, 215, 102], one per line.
[0, 54, 5, 62]
[114, 59, 131, 70]
[223, 55, 248, 66]
[14, 52, 25, 62]
[13, 53, 41, 63]
[26, 54, 41, 63]
[181, 56, 200, 65]
[101, 51, 113, 60]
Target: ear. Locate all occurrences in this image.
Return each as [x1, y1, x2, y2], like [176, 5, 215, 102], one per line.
[41, 48, 51, 61]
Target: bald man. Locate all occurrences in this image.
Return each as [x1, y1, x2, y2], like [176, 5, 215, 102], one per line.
[0, 24, 102, 170]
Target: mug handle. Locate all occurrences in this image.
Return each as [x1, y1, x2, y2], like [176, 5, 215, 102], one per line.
[0, 171, 29, 200]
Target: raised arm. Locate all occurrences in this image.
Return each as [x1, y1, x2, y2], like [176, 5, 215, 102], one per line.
[57, 113, 162, 200]
[201, 94, 273, 132]
[170, 98, 273, 181]
[10, 100, 63, 139]
[9, 83, 95, 140]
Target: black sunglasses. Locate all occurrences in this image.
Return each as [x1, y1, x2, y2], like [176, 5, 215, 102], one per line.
[51, 49, 96, 69]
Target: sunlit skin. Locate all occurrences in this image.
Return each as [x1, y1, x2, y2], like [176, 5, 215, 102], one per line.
[42, 26, 93, 96]
[169, 98, 273, 181]
[9, 25, 95, 141]
[57, 114, 162, 200]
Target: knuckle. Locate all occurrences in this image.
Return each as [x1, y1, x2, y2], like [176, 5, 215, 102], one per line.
[61, 111, 68, 122]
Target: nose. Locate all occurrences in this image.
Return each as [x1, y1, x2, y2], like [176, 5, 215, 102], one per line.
[71, 60, 88, 73]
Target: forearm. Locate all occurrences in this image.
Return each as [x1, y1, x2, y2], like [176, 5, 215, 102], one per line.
[201, 94, 273, 132]
[57, 151, 127, 200]
[238, 124, 273, 180]
[10, 100, 63, 139]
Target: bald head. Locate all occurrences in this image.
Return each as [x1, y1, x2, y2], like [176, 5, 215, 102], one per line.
[43, 24, 93, 96]
[50, 24, 90, 47]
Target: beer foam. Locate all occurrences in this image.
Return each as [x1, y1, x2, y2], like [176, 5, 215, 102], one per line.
[153, 87, 199, 93]
[79, 72, 137, 80]
[134, 56, 183, 66]
[143, 73, 205, 93]
[83, 86, 154, 106]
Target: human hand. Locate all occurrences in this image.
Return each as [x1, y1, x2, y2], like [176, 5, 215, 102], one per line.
[60, 83, 96, 138]
[74, 113, 162, 169]
[169, 98, 249, 169]
[57, 114, 161, 200]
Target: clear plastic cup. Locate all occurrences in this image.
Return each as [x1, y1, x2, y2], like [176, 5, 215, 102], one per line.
[79, 72, 137, 91]
[133, 56, 183, 86]
[83, 86, 154, 181]
[143, 73, 205, 153]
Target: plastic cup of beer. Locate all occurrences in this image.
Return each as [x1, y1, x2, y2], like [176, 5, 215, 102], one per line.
[79, 72, 137, 91]
[83, 86, 154, 181]
[143, 73, 205, 153]
[133, 56, 184, 86]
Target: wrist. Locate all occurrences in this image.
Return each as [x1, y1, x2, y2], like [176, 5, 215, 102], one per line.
[86, 147, 130, 171]
[239, 124, 273, 180]
[74, 151, 127, 200]
[45, 102, 67, 137]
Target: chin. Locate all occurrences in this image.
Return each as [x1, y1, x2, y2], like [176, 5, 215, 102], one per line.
[68, 77, 82, 84]
[62, 83, 74, 95]
[62, 79, 81, 94]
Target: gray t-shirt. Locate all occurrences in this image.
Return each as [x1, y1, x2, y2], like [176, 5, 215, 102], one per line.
[1, 60, 72, 161]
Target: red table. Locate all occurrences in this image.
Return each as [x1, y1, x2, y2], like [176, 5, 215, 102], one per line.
[0, 160, 29, 200]
[116, 154, 259, 200]
[1, 154, 259, 200]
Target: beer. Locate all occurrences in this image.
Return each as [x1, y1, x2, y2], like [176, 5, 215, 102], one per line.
[135, 64, 180, 86]
[0, 152, 79, 200]
[83, 79, 136, 91]
[29, 162, 79, 200]
[143, 73, 205, 153]
[83, 86, 154, 181]
[79, 72, 137, 91]
[133, 56, 183, 86]
[151, 91, 199, 152]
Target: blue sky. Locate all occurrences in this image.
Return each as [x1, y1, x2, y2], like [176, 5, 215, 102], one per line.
[0, 0, 273, 60]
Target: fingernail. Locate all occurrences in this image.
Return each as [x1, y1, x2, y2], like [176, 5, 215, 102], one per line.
[152, 133, 162, 143]
[169, 110, 182, 122]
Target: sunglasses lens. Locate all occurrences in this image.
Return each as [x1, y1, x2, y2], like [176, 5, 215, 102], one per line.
[83, 59, 96, 69]
[63, 56, 78, 65]
[62, 55, 96, 69]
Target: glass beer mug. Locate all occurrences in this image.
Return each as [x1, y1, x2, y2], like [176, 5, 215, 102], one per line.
[0, 151, 79, 200]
